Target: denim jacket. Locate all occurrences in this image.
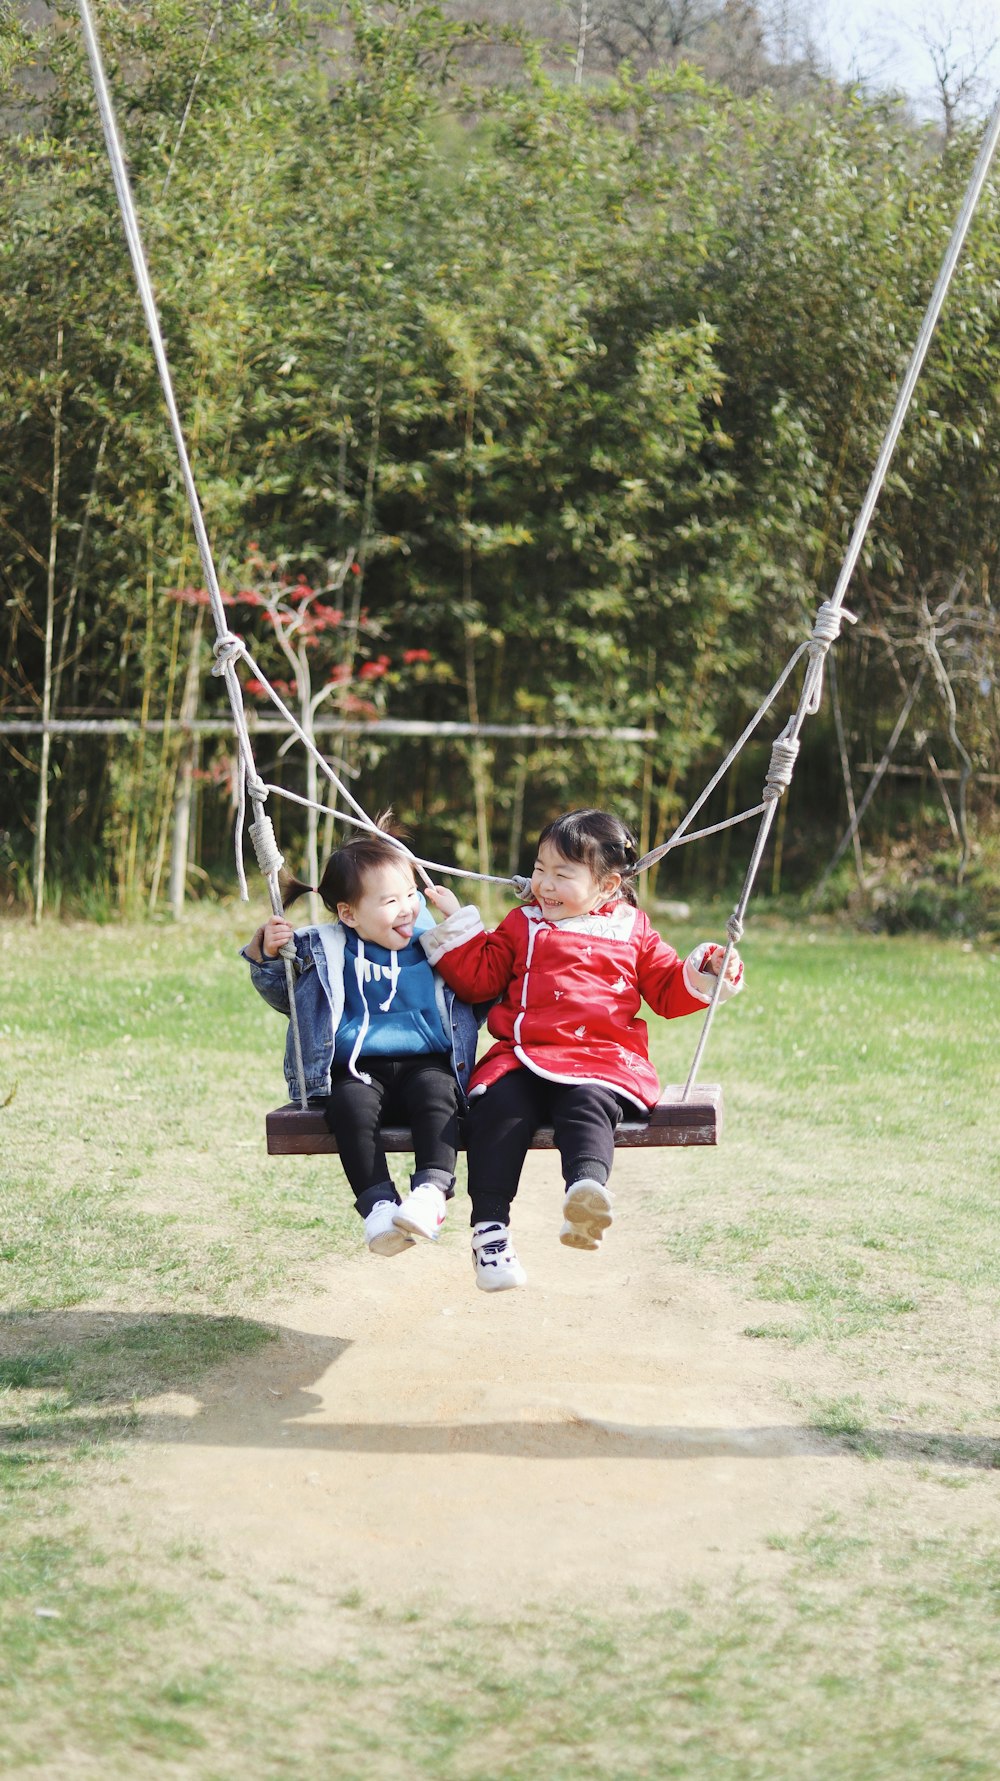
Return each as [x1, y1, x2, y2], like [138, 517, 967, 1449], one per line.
[241, 900, 480, 1107]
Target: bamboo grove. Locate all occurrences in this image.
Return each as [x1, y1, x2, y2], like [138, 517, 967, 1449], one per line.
[1, 1, 998, 924]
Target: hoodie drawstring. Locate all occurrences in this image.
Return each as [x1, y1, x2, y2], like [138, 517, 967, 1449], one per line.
[347, 939, 372, 1084]
[346, 940, 401, 1083]
[379, 948, 400, 1012]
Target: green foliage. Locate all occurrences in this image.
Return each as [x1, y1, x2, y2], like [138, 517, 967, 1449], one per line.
[0, 2, 997, 907]
[867, 843, 1000, 939]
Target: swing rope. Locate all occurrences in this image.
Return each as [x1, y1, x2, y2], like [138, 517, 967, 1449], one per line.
[78, 0, 470, 911]
[77, 0, 1000, 1105]
[675, 92, 1000, 1098]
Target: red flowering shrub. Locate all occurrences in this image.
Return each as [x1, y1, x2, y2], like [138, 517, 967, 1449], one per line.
[168, 562, 434, 725]
[168, 586, 235, 608]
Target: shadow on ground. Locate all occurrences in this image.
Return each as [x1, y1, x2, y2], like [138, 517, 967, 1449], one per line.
[1, 1310, 997, 1470]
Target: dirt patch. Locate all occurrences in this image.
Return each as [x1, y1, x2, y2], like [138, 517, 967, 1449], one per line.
[89, 1149, 898, 1614]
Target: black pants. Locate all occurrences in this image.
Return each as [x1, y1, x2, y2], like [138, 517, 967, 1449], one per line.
[324, 1054, 460, 1217]
[465, 1068, 629, 1227]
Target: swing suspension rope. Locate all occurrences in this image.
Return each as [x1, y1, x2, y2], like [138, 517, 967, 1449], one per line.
[77, 0, 1000, 1106]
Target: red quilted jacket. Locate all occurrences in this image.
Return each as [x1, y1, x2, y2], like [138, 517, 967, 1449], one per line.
[421, 898, 734, 1110]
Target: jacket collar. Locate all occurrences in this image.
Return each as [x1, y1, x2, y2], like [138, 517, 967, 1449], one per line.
[522, 899, 636, 940]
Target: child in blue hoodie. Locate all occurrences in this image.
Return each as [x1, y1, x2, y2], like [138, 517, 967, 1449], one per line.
[242, 830, 478, 1257]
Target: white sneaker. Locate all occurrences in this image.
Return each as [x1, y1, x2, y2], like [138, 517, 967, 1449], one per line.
[471, 1222, 527, 1292]
[560, 1179, 613, 1249]
[364, 1200, 415, 1257]
[392, 1182, 448, 1242]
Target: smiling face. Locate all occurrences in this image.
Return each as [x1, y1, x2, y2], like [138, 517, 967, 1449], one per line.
[337, 860, 421, 949]
[530, 839, 621, 922]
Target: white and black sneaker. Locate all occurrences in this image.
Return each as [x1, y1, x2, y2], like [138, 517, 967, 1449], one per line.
[471, 1222, 527, 1292]
[560, 1179, 613, 1249]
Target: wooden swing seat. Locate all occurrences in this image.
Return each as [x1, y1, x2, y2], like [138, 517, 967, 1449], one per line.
[266, 1084, 722, 1154]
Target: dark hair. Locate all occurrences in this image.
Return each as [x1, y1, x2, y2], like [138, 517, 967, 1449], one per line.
[536, 808, 639, 906]
[281, 816, 414, 914]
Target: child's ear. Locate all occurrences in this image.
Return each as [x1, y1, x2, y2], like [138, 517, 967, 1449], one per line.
[337, 901, 357, 928]
[601, 871, 623, 899]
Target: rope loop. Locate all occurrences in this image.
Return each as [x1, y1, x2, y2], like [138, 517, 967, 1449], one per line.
[211, 630, 244, 676]
[762, 729, 800, 803]
[511, 874, 533, 900]
[248, 811, 284, 879]
[727, 912, 745, 945]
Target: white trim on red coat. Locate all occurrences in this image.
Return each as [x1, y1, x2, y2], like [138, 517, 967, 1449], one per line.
[420, 903, 484, 963]
[513, 1046, 649, 1111]
[520, 901, 638, 941]
[682, 940, 744, 1003]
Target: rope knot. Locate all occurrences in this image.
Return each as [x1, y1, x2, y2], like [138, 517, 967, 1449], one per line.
[802, 599, 857, 714]
[808, 600, 844, 654]
[212, 630, 244, 676]
[248, 811, 284, 879]
[727, 912, 744, 945]
[763, 729, 800, 803]
[511, 874, 533, 900]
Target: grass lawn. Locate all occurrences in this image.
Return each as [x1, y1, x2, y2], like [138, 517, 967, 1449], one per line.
[1, 903, 998, 1778]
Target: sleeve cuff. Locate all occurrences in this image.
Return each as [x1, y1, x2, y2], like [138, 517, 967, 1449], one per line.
[240, 928, 269, 965]
[419, 905, 484, 964]
[240, 930, 287, 969]
[683, 941, 744, 1005]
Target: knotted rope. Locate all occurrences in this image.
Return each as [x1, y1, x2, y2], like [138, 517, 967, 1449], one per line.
[675, 90, 1000, 1097]
[802, 599, 851, 714]
[77, 1, 318, 1100]
[762, 727, 799, 803]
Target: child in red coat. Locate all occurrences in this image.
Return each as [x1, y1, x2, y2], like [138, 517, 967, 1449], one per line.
[423, 808, 743, 1291]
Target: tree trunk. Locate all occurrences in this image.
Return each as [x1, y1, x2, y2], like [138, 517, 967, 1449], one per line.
[507, 753, 527, 878]
[147, 585, 186, 912]
[330, 363, 383, 831]
[465, 631, 492, 884]
[306, 742, 321, 925]
[461, 391, 491, 882]
[168, 608, 204, 919]
[122, 511, 157, 912]
[33, 322, 63, 926]
[574, 0, 589, 84]
[828, 652, 867, 895]
[302, 663, 320, 926]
